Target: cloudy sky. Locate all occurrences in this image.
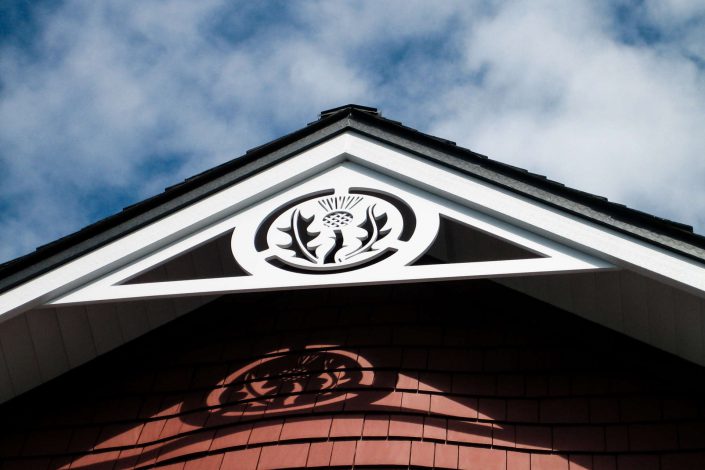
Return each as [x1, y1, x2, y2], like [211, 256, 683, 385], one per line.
[1, 0, 704, 263]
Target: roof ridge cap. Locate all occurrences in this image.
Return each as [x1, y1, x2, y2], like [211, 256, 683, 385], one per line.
[318, 104, 380, 119]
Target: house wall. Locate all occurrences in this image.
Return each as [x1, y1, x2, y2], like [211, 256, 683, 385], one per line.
[1, 280, 705, 469]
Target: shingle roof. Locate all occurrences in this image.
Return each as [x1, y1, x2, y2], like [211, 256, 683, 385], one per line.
[2, 104, 704, 293]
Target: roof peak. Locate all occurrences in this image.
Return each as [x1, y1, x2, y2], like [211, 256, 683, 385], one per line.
[319, 104, 380, 119]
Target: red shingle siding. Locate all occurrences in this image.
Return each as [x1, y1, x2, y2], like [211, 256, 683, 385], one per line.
[1, 280, 705, 469]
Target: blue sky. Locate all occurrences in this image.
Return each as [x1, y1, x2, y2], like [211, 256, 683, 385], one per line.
[1, 0, 705, 263]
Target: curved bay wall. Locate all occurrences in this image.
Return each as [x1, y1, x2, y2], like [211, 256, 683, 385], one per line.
[2, 280, 705, 469]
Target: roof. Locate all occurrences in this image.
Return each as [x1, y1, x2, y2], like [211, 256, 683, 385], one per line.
[2, 104, 704, 295]
[1, 104, 705, 404]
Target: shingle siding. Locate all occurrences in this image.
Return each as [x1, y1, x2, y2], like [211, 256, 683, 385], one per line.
[1, 280, 705, 469]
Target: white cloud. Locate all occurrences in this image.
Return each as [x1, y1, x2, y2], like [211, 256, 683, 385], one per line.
[429, 0, 705, 232]
[1, 0, 704, 263]
[0, 0, 376, 261]
[643, 0, 705, 24]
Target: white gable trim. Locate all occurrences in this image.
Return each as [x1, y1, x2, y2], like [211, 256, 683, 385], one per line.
[344, 135, 705, 296]
[2, 132, 705, 320]
[48, 162, 608, 305]
[0, 135, 347, 318]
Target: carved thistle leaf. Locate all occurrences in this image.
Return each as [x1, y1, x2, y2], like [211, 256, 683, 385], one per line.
[276, 209, 318, 263]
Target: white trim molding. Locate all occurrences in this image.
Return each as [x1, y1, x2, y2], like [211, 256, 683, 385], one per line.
[3, 132, 705, 318]
[49, 163, 611, 305]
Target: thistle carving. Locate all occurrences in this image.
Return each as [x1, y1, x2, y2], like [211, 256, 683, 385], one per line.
[263, 191, 405, 272]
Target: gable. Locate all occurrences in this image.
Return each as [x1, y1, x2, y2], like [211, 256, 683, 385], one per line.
[0, 107, 704, 404]
[46, 156, 608, 307]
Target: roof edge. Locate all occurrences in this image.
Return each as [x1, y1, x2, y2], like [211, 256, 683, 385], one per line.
[1, 105, 704, 294]
[0, 107, 359, 292]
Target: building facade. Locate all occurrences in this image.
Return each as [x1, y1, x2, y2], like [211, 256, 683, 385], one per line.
[1, 105, 705, 469]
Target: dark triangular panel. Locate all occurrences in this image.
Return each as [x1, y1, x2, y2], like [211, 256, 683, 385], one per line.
[123, 232, 248, 284]
[413, 216, 544, 265]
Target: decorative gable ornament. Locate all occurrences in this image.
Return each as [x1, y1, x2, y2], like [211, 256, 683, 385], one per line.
[255, 189, 414, 272]
[45, 159, 609, 306]
[236, 176, 431, 275]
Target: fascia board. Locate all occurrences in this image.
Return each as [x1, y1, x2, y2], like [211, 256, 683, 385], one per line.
[343, 134, 705, 296]
[0, 135, 351, 319]
[2, 132, 705, 321]
[0, 117, 353, 294]
[345, 117, 705, 262]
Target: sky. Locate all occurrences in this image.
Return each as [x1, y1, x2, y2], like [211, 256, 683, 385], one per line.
[1, 0, 705, 264]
